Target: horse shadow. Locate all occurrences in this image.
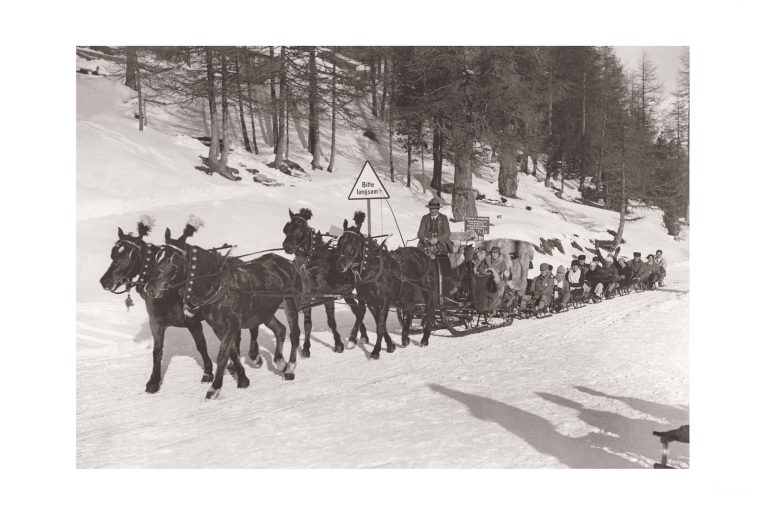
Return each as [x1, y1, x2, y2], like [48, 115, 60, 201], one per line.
[133, 321, 290, 383]
[429, 383, 688, 468]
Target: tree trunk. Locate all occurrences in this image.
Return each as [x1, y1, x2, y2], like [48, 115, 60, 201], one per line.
[273, 47, 287, 167]
[387, 59, 394, 182]
[419, 120, 425, 187]
[327, 63, 337, 173]
[532, 155, 539, 177]
[406, 134, 412, 188]
[370, 57, 378, 117]
[381, 56, 388, 120]
[285, 86, 290, 161]
[136, 50, 144, 131]
[244, 49, 259, 154]
[451, 139, 477, 221]
[309, 48, 322, 170]
[498, 143, 518, 198]
[234, 49, 252, 153]
[579, 70, 587, 192]
[270, 46, 279, 153]
[431, 115, 443, 195]
[219, 52, 230, 168]
[125, 47, 138, 91]
[613, 162, 627, 250]
[205, 48, 220, 172]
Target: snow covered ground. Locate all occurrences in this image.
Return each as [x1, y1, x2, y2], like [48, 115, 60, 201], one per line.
[76, 63, 689, 469]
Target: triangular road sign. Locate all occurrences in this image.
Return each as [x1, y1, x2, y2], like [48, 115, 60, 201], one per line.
[348, 161, 390, 200]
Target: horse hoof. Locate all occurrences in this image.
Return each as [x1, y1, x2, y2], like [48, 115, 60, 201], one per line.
[334, 344, 345, 353]
[283, 372, 295, 381]
[361, 337, 369, 345]
[386, 345, 396, 353]
[300, 349, 310, 358]
[145, 382, 160, 394]
[253, 355, 263, 368]
[402, 337, 411, 348]
[238, 376, 250, 389]
[201, 373, 213, 383]
[420, 339, 429, 347]
[205, 387, 221, 400]
[249, 351, 260, 361]
[346, 340, 357, 349]
[371, 352, 380, 360]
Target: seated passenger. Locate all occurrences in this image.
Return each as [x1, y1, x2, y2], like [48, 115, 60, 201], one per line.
[417, 198, 453, 257]
[475, 246, 507, 293]
[634, 253, 660, 289]
[520, 263, 555, 313]
[553, 264, 571, 311]
[655, 249, 667, 287]
[583, 257, 604, 301]
[616, 256, 632, 288]
[629, 251, 644, 288]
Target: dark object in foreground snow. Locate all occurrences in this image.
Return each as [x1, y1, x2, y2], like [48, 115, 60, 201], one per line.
[653, 425, 689, 469]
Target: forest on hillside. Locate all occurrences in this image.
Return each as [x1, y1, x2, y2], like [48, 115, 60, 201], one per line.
[85, 46, 689, 244]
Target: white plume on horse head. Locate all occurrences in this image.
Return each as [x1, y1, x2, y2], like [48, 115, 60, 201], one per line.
[138, 214, 156, 229]
[186, 215, 205, 230]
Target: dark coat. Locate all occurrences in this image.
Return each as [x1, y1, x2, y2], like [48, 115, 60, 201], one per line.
[629, 259, 644, 280]
[616, 262, 632, 285]
[584, 265, 603, 287]
[531, 274, 554, 299]
[417, 212, 452, 247]
[601, 265, 620, 284]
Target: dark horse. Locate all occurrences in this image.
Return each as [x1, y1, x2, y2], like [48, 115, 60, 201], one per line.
[282, 208, 369, 357]
[335, 220, 436, 359]
[145, 226, 301, 399]
[99, 219, 217, 393]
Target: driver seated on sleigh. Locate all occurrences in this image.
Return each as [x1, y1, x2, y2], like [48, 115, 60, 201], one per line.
[417, 198, 454, 258]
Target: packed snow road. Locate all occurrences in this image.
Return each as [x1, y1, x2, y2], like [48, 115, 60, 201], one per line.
[76, 263, 689, 468]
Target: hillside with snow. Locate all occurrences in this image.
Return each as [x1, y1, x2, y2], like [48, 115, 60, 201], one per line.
[76, 50, 689, 469]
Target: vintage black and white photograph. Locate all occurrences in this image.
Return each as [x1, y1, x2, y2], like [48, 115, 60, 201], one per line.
[76, 44, 690, 469]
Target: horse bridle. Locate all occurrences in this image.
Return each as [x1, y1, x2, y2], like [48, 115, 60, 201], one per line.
[288, 216, 316, 263]
[339, 229, 374, 282]
[108, 239, 156, 294]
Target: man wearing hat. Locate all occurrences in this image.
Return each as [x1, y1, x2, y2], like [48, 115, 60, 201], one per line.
[552, 264, 571, 311]
[417, 197, 453, 256]
[576, 254, 587, 273]
[520, 262, 555, 313]
[594, 244, 620, 297]
[629, 252, 644, 289]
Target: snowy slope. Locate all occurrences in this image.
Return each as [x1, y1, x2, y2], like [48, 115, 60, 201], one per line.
[76, 62, 689, 468]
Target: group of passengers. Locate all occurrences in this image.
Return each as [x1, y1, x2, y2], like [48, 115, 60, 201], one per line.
[471, 245, 668, 315]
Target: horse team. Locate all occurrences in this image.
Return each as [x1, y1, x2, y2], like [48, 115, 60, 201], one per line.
[100, 209, 436, 399]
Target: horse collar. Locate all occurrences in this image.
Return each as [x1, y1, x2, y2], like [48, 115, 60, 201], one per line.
[183, 247, 199, 317]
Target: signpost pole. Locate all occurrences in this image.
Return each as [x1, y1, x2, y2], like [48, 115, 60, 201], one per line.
[367, 198, 371, 236]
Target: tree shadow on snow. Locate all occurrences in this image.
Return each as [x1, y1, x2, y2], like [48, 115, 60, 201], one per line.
[428, 383, 688, 468]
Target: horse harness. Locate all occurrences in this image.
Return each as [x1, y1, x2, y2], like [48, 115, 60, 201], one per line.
[110, 238, 158, 309]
